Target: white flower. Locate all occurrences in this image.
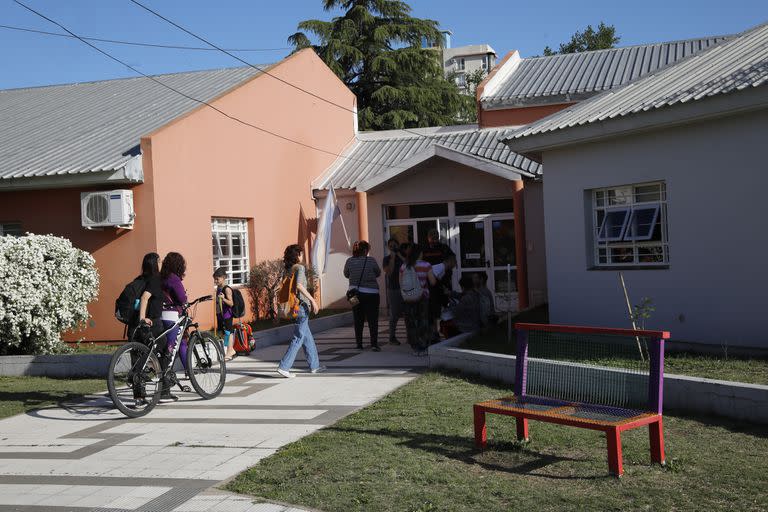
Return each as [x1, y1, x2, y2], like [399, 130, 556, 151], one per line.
[0, 234, 99, 354]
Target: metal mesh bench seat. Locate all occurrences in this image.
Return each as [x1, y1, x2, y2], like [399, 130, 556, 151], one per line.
[473, 323, 669, 476]
[476, 395, 658, 427]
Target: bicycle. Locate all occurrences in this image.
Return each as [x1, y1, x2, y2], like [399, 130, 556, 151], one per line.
[107, 295, 226, 418]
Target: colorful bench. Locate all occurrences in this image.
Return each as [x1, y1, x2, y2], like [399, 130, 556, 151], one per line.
[473, 323, 669, 476]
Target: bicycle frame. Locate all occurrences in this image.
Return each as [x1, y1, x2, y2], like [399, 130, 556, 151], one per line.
[133, 295, 212, 377]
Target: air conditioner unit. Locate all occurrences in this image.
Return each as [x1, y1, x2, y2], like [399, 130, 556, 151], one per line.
[80, 190, 135, 229]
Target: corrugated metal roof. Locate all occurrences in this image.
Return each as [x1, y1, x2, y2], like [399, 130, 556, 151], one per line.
[314, 125, 541, 190]
[507, 22, 768, 143]
[0, 66, 265, 181]
[481, 36, 729, 109]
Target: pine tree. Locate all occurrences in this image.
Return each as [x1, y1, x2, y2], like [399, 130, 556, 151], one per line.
[543, 22, 620, 56]
[289, 0, 472, 130]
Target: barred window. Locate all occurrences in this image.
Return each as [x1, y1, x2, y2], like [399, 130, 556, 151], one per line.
[593, 182, 668, 267]
[211, 218, 250, 285]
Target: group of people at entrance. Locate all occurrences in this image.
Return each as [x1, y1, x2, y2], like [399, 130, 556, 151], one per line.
[343, 229, 497, 356]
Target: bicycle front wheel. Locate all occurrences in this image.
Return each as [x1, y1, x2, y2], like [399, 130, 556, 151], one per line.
[107, 342, 162, 418]
[186, 332, 226, 399]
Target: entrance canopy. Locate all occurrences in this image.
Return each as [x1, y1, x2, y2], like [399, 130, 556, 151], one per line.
[313, 124, 541, 192]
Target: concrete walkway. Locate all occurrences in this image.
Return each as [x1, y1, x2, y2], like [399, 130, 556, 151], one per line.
[0, 319, 424, 511]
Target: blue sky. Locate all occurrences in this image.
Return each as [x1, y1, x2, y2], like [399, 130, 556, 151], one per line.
[1, 0, 766, 89]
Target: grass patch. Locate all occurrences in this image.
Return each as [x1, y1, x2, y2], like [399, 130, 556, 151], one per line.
[461, 320, 768, 385]
[249, 308, 349, 332]
[226, 371, 768, 512]
[68, 342, 120, 354]
[0, 376, 105, 420]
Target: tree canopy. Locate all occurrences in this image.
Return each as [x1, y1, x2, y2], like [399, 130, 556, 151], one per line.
[289, 0, 472, 130]
[543, 22, 620, 56]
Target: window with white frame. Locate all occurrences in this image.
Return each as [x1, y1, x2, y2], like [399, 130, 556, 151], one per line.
[211, 218, 250, 285]
[592, 182, 668, 267]
[0, 223, 22, 237]
[457, 58, 465, 70]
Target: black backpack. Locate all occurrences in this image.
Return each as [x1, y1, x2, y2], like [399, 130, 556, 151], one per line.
[227, 286, 246, 319]
[115, 278, 145, 325]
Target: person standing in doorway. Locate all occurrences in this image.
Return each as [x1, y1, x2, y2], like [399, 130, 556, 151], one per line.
[383, 238, 404, 346]
[422, 228, 453, 266]
[399, 243, 437, 356]
[344, 240, 382, 351]
[277, 244, 324, 377]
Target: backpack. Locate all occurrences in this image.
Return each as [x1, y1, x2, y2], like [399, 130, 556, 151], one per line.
[115, 277, 146, 325]
[400, 265, 423, 303]
[226, 286, 246, 318]
[276, 268, 300, 320]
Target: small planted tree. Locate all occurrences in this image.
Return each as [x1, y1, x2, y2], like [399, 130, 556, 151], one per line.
[248, 259, 320, 322]
[247, 259, 285, 322]
[0, 234, 99, 354]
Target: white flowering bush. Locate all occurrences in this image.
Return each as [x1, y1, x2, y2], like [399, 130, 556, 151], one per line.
[0, 234, 99, 354]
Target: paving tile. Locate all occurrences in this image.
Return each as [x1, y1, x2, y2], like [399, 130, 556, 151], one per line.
[0, 319, 419, 511]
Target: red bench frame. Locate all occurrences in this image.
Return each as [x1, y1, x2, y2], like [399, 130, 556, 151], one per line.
[473, 323, 669, 477]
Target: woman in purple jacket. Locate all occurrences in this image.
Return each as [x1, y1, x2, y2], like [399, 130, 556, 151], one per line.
[161, 252, 188, 373]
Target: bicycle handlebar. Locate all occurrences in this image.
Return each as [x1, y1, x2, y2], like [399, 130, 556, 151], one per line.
[163, 295, 213, 316]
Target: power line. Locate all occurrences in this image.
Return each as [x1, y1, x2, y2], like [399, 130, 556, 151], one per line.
[12, 1, 527, 179]
[127, 0, 357, 115]
[124, 0, 521, 155]
[11, 0, 389, 171]
[0, 23, 291, 52]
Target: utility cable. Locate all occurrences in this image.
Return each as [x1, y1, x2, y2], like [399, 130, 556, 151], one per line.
[0, 23, 291, 51]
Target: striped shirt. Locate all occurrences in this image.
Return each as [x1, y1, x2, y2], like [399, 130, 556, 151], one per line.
[400, 260, 432, 299]
[344, 256, 381, 294]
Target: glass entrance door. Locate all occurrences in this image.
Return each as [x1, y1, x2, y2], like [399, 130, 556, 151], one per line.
[457, 215, 518, 311]
[386, 222, 415, 245]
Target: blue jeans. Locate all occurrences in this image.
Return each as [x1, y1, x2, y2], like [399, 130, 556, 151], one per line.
[278, 304, 320, 371]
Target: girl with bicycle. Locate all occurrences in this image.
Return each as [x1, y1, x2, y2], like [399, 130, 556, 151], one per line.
[161, 252, 189, 371]
[137, 252, 177, 402]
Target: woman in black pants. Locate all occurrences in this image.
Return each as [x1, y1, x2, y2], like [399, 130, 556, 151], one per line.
[344, 240, 382, 351]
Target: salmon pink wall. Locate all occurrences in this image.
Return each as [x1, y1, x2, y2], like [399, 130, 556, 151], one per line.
[0, 171, 159, 341]
[479, 102, 575, 127]
[146, 49, 356, 328]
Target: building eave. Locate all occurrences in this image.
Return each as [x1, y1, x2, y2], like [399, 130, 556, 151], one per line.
[505, 86, 768, 158]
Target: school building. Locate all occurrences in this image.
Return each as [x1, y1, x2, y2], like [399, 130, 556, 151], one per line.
[2, 24, 766, 349]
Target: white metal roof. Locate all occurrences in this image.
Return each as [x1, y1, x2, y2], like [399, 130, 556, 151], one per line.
[481, 36, 728, 109]
[505, 22, 768, 151]
[314, 125, 540, 191]
[0, 66, 266, 185]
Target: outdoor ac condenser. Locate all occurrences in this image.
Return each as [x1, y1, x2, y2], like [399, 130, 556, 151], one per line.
[80, 190, 135, 229]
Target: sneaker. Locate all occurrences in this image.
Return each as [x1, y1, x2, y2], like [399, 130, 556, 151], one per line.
[356, 344, 364, 350]
[310, 366, 327, 374]
[412, 349, 428, 357]
[389, 338, 402, 345]
[159, 391, 179, 403]
[277, 367, 294, 378]
[371, 345, 382, 352]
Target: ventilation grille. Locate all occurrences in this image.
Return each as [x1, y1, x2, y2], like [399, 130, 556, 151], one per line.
[85, 194, 109, 223]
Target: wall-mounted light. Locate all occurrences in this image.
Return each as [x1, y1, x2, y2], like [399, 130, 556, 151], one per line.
[346, 202, 355, 211]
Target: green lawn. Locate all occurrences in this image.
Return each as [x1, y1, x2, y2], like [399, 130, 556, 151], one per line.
[461, 321, 768, 385]
[68, 342, 120, 354]
[249, 308, 349, 332]
[0, 376, 106, 419]
[227, 371, 768, 512]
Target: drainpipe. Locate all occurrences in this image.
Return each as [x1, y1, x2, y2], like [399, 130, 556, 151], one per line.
[513, 180, 529, 310]
[356, 191, 369, 242]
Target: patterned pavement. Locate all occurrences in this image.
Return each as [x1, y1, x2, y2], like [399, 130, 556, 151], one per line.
[0, 319, 423, 511]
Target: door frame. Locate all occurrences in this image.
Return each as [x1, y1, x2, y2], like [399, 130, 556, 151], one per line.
[455, 213, 517, 310]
